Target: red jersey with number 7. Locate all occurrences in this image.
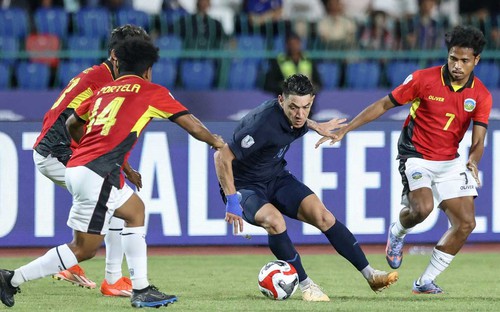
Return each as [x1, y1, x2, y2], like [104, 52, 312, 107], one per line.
[389, 65, 492, 161]
[67, 74, 189, 188]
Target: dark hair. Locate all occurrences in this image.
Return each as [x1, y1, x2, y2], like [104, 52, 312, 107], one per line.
[114, 38, 159, 76]
[445, 25, 486, 56]
[108, 24, 151, 55]
[282, 74, 314, 97]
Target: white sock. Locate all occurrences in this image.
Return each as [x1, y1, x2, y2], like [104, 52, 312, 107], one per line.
[11, 244, 78, 287]
[360, 265, 374, 280]
[418, 248, 454, 285]
[391, 218, 412, 238]
[104, 217, 125, 284]
[299, 277, 313, 289]
[122, 226, 149, 290]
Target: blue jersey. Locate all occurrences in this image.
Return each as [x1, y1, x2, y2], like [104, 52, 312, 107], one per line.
[228, 99, 308, 184]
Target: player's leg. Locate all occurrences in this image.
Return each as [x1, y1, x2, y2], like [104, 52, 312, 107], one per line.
[412, 159, 477, 294]
[101, 216, 132, 297]
[387, 159, 435, 269]
[0, 231, 104, 307]
[112, 193, 177, 308]
[33, 150, 96, 288]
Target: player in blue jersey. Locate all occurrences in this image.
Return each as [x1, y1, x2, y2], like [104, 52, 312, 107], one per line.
[214, 74, 399, 301]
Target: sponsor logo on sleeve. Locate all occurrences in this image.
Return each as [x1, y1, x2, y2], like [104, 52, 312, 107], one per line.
[403, 74, 413, 85]
[241, 135, 255, 148]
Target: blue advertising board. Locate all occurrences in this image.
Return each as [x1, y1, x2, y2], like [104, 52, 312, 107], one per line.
[0, 120, 499, 247]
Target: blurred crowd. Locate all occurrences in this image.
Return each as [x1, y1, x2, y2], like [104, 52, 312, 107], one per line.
[1, 0, 500, 90]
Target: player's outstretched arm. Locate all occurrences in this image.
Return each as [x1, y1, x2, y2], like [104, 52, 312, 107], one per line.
[214, 145, 244, 234]
[315, 95, 395, 148]
[174, 114, 225, 149]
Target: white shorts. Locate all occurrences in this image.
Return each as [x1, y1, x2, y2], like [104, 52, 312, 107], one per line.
[65, 166, 134, 235]
[401, 157, 478, 207]
[33, 150, 67, 187]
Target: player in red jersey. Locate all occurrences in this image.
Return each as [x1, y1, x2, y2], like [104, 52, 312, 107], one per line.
[316, 25, 491, 294]
[31, 25, 151, 295]
[0, 38, 225, 308]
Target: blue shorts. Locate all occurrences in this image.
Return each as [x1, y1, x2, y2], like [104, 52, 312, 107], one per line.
[221, 171, 314, 226]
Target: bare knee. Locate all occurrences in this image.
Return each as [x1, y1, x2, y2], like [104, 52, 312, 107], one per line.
[258, 212, 286, 235]
[456, 218, 476, 237]
[407, 201, 434, 223]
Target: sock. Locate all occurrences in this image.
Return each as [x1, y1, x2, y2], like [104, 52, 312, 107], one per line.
[418, 248, 454, 285]
[268, 230, 308, 282]
[323, 221, 369, 271]
[11, 244, 78, 287]
[122, 226, 149, 290]
[360, 265, 375, 280]
[104, 217, 125, 284]
[299, 277, 313, 290]
[391, 219, 412, 238]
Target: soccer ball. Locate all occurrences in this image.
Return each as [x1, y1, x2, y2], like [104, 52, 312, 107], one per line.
[258, 260, 299, 300]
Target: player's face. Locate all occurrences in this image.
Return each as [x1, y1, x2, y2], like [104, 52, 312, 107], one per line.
[447, 46, 479, 85]
[279, 94, 314, 128]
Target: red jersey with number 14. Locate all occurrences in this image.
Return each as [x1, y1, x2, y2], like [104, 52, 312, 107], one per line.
[67, 74, 189, 188]
[389, 65, 492, 161]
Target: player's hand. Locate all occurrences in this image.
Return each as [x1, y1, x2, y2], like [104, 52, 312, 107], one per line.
[315, 129, 347, 148]
[125, 169, 142, 191]
[225, 193, 243, 234]
[225, 212, 244, 235]
[314, 118, 347, 137]
[466, 160, 481, 188]
[211, 134, 225, 150]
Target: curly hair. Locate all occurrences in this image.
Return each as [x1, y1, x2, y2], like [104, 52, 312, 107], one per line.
[445, 25, 486, 56]
[282, 74, 315, 97]
[114, 38, 159, 76]
[108, 24, 151, 55]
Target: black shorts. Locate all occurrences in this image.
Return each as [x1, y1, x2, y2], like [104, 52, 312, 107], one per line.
[220, 171, 314, 226]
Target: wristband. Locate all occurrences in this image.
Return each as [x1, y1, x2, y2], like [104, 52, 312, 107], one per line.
[225, 193, 242, 216]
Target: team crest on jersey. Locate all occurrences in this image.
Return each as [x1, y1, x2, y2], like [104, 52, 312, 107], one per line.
[241, 135, 255, 148]
[403, 74, 413, 85]
[411, 171, 423, 180]
[464, 98, 476, 112]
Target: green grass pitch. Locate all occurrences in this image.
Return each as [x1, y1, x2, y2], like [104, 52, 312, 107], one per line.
[1, 252, 499, 311]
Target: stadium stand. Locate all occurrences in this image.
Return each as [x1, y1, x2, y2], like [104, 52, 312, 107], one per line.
[25, 34, 60, 67]
[34, 8, 69, 39]
[180, 60, 216, 90]
[0, 8, 29, 39]
[0, 37, 19, 66]
[16, 62, 50, 90]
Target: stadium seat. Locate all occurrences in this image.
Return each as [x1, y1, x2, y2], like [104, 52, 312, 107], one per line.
[56, 61, 93, 88]
[0, 37, 19, 65]
[25, 34, 61, 67]
[115, 8, 151, 31]
[345, 61, 381, 89]
[16, 62, 51, 90]
[34, 8, 69, 39]
[67, 35, 102, 64]
[386, 61, 420, 88]
[236, 35, 266, 51]
[474, 62, 500, 89]
[317, 62, 341, 89]
[155, 35, 182, 61]
[152, 60, 177, 88]
[74, 7, 111, 39]
[227, 60, 258, 90]
[180, 60, 215, 90]
[0, 63, 11, 89]
[0, 8, 29, 39]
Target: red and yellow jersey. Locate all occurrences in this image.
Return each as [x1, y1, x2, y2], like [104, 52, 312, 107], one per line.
[390, 65, 492, 160]
[33, 61, 115, 164]
[67, 74, 189, 188]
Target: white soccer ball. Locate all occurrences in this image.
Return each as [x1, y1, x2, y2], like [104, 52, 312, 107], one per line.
[258, 260, 299, 300]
